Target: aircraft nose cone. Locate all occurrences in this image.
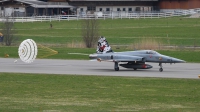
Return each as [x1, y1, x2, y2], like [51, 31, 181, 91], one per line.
[89, 54, 97, 59]
[172, 58, 186, 63]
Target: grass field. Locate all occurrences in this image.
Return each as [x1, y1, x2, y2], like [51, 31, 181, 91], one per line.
[0, 73, 200, 112]
[0, 17, 199, 46]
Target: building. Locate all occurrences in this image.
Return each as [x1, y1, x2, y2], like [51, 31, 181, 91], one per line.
[0, 0, 199, 17]
[68, 0, 158, 13]
[43, 0, 200, 13]
[0, 0, 74, 17]
[159, 0, 200, 9]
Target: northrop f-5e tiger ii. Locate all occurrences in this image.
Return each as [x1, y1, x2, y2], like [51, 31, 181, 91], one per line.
[89, 36, 185, 72]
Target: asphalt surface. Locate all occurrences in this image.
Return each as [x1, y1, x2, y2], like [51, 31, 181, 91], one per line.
[0, 58, 200, 79]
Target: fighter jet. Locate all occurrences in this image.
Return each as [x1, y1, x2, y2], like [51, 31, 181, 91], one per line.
[89, 36, 185, 72]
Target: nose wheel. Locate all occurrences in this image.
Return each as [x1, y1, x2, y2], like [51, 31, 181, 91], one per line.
[159, 68, 163, 72]
[159, 63, 163, 72]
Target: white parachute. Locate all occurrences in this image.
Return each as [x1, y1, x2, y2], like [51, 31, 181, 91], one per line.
[18, 39, 37, 63]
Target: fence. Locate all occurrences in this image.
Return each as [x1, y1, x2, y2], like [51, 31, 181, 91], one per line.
[0, 8, 199, 22]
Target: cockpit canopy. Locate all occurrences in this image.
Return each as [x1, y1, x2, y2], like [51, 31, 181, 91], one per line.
[145, 50, 159, 54]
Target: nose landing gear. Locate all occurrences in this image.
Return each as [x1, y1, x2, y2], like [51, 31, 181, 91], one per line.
[159, 63, 163, 72]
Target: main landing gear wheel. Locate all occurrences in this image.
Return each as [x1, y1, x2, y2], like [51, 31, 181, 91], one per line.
[159, 68, 163, 72]
[159, 63, 163, 72]
[114, 62, 119, 71]
[115, 67, 119, 71]
[134, 68, 137, 71]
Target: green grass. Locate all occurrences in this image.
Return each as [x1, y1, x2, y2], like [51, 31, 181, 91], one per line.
[0, 73, 200, 112]
[1, 17, 199, 46]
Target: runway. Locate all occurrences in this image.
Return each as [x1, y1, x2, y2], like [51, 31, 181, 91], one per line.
[0, 58, 199, 79]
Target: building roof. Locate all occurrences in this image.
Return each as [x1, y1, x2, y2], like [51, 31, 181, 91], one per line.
[0, 0, 74, 8]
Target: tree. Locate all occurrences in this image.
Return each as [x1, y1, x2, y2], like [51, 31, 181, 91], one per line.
[0, 16, 17, 46]
[81, 19, 99, 48]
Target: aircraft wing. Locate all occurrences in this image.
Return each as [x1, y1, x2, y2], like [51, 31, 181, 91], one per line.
[90, 54, 144, 62]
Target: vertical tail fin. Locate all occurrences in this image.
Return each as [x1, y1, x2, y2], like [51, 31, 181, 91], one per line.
[96, 36, 113, 54]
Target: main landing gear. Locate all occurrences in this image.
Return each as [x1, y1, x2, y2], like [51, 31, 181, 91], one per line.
[114, 62, 119, 71]
[159, 63, 163, 72]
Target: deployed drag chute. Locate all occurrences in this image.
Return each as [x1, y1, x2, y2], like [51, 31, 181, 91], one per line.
[18, 39, 58, 63]
[18, 39, 37, 63]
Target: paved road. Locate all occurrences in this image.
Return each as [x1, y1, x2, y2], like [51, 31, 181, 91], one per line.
[0, 58, 199, 79]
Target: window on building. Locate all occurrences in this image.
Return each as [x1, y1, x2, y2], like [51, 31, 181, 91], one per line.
[106, 8, 110, 11]
[123, 8, 126, 11]
[87, 6, 96, 11]
[80, 8, 83, 12]
[136, 7, 140, 11]
[128, 8, 132, 12]
[99, 8, 102, 11]
[117, 8, 121, 11]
